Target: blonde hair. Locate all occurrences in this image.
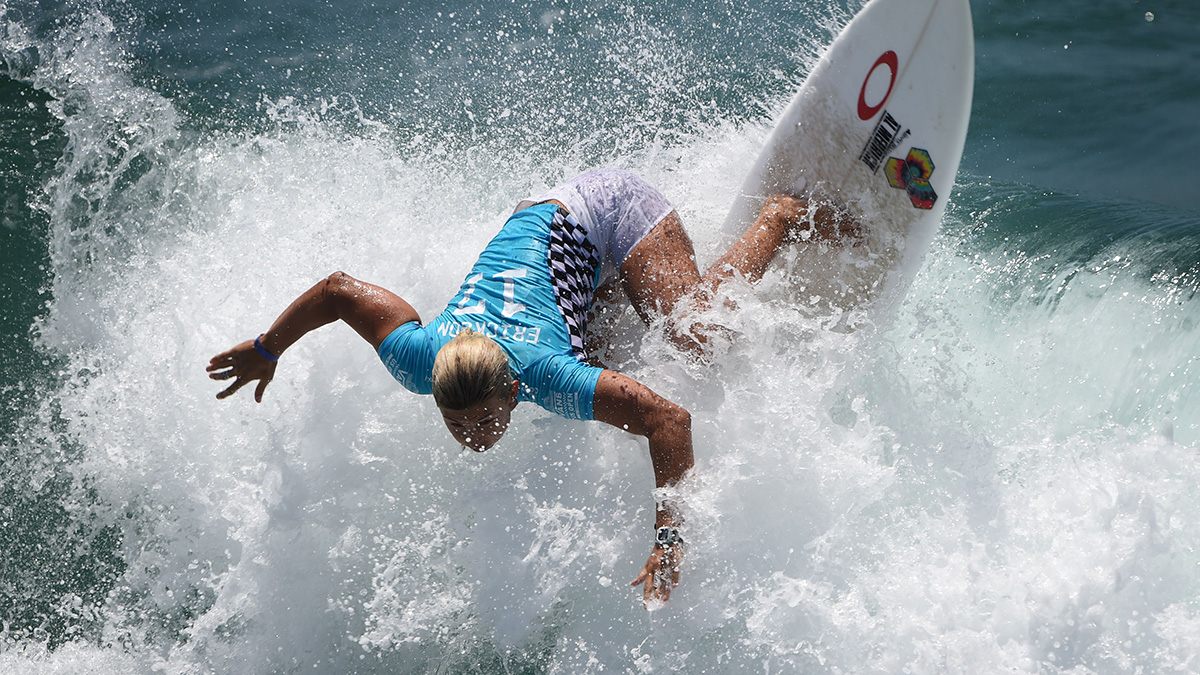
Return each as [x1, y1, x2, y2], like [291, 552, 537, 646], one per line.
[431, 328, 513, 410]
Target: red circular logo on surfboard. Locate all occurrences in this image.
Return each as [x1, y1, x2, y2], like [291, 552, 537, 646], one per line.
[858, 50, 898, 120]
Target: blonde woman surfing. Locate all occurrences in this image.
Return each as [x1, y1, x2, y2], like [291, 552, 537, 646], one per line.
[208, 169, 852, 607]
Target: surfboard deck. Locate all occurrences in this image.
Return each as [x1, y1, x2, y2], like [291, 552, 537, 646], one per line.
[722, 0, 974, 318]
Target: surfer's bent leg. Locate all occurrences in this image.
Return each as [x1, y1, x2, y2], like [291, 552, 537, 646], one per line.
[621, 201, 792, 356]
[549, 170, 847, 355]
[530, 169, 712, 355]
[624, 210, 744, 355]
[619, 211, 709, 354]
[619, 211, 702, 320]
[621, 194, 853, 356]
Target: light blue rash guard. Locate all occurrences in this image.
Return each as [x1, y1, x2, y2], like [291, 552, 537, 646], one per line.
[377, 202, 605, 420]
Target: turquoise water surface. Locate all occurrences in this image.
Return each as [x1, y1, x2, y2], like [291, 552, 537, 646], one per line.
[2, 0, 1198, 672]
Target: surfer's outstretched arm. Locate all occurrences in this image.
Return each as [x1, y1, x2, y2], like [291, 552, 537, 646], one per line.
[207, 271, 419, 401]
[592, 370, 693, 607]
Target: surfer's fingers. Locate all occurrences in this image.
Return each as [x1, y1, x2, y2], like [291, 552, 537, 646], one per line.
[644, 578, 661, 605]
[802, 200, 863, 245]
[208, 343, 246, 364]
[642, 568, 665, 605]
[631, 565, 649, 587]
[837, 214, 865, 243]
[208, 340, 258, 368]
[762, 193, 807, 222]
[216, 377, 250, 400]
[642, 567, 675, 606]
[633, 548, 680, 602]
[254, 377, 271, 403]
[656, 578, 673, 604]
[632, 549, 661, 590]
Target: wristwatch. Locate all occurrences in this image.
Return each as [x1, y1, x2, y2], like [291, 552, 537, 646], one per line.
[654, 526, 684, 549]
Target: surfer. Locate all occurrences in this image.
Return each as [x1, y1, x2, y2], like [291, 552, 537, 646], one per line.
[207, 169, 854, 606]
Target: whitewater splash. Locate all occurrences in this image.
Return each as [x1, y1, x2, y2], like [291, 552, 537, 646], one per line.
[3, 5, 1200, 674]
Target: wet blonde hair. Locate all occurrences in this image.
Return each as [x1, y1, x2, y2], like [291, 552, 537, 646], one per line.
[431, 328, 513, 410]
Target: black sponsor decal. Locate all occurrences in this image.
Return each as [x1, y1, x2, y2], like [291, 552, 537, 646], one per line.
[859, 110, 910, 174]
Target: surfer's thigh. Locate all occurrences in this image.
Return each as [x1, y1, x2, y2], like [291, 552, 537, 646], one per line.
[619, 211, 702, 324]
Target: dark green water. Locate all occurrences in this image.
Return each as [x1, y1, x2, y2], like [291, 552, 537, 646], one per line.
[2, 0, 1199, 672]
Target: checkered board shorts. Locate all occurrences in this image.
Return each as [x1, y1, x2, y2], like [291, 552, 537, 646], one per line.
[548, 207, 600, 356]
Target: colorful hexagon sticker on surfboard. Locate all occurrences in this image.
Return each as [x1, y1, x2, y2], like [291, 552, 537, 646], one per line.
[884, 148, 937, 210]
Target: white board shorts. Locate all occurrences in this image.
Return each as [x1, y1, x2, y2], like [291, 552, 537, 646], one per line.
[523, 169, 675, 277]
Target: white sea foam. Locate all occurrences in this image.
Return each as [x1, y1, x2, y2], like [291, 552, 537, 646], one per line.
[4, 5, 1199, 675]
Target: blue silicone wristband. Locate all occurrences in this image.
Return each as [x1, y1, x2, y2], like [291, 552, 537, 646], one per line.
[254, 334, 279, 362]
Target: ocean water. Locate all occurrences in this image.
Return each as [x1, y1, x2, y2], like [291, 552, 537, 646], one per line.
[2, 0, 1198, 672]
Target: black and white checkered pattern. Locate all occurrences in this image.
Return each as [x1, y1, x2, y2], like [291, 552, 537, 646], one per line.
[548, 207, 599, 356]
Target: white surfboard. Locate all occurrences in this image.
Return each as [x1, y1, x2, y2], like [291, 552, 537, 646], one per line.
[722, 0, 974, 317]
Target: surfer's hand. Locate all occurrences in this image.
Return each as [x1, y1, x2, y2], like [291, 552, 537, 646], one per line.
[632, 543, 683, 608]
[808, 199, 863, 245]
[765, 193, 863, 246]
[207, 340, 277, 402]
[761, 193, 809, 230]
